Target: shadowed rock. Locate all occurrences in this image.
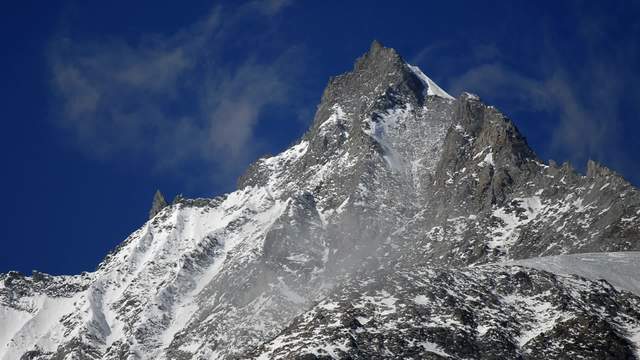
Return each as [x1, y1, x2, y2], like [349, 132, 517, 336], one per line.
[148, 189, 167, 219]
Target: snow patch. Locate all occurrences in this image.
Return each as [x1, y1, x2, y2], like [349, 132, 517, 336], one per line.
[478, 152, 494, 167]
[417, 341, 451, 357]
[488, 196, 543, 253]
[407, 64, 454, 100]
[413, 295, 429, 305]
[505, 252, 640, 296]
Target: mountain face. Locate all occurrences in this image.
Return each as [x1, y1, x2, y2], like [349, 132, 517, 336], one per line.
[2, 41, 640, 359]
[250, 264, 640, 359]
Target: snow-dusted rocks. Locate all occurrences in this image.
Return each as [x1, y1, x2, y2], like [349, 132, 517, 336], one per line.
[249, 264, 640, 359]
[1, 41, 640, 359]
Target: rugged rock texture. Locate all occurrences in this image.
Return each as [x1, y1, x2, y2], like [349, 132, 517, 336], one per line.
[1, 41, 639, 359]
[249, 265, 640, 359]
[149, 190, 168, 220]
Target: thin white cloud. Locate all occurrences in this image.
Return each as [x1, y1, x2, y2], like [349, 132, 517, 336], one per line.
[449, 61, 625, 170]
[415, 34, 637, 181]
[449, 63, 551, 111]
[409, 6, 637, 184]
[49, 3, 298, 186]
[204, 61, 289, 161]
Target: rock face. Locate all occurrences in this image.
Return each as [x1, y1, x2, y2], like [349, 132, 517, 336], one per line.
[1, 41, 639, 359]
[149, 189, 168, 220]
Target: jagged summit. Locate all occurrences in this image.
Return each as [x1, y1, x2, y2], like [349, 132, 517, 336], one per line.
[356, 40, 454, 99]
[369, 39, 385, 53]
[314, 41, 453, 133]
[587, 158, 616, 178]
[406, 64, 454, 99]
[2, 43, 640, 359]
[354, 40, 404, 71]
[148, 189, 167, 219]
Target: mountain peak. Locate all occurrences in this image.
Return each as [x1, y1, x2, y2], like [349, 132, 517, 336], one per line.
[318, 42, 453, 111]
[587, 159, 615, 178]
[352, 41, 453, 100]
[354, 40, 404, 72]
[370, 39, 384, 51]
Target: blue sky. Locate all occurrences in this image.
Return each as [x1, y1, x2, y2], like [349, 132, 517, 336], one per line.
[1, 1, 639, 275]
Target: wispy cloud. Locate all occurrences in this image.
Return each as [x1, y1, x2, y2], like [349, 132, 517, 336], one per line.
[448, 62, 616, 162]
[413, 5, 639, 183]
[49, 2, 300, 188]
[449, 60, 630, 174]
[449, 63, 551, 112]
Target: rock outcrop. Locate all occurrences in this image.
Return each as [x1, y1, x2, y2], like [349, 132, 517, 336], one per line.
[148, 189, 167, 220]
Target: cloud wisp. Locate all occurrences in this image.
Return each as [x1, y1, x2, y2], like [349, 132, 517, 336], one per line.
[49, 2, 300, 187]
[448, 63, 621, 165]
[414, 6, 639, 183]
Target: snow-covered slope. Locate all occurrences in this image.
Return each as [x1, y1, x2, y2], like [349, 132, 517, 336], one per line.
[506, 252, 640, 296]
[1, 188, 292, 359]
[2, 41, 640, 359]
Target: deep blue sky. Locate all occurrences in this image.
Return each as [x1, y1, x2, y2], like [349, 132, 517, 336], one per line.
[2, 1, 639, 275]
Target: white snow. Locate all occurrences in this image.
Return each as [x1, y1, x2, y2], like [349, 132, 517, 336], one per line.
[0, 307, 32, 358]
[413, 295, 429, 305]
[0, 294, 81, 360]
[361, 291, 398, 316]
[497, 252, 640, 351]
[488, 196, 542, 252]
[407, 64, 455, 100]
[505, 252, 640, 296]
[472, 146, 491, 160]
[462, 92, 480, 100]
[416, 341, 450, 357]
[318, 105, 346, 132]
[478, 152, 494, 167]
[476, 324, 490, 336]
[362, 107, 409, 173]
[262, 141, 309, 169]
[360, 101, 451, 190]
[318, 302, 340, 311]
[512, 297, 563, 347]
[1, 180, 295, 359]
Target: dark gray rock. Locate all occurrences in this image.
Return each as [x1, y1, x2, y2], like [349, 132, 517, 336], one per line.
[148, 189, 168, 220]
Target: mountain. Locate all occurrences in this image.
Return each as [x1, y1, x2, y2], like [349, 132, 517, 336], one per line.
[250, 263, 640, 359]
[1, 41, 639, 359]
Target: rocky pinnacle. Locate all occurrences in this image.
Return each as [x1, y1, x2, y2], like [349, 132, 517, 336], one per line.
[148, 189, 167, 220]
